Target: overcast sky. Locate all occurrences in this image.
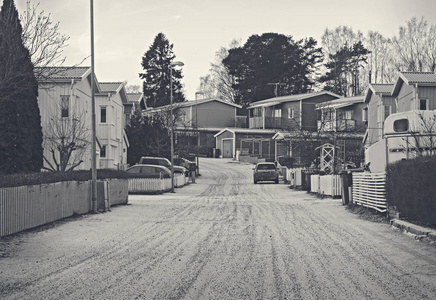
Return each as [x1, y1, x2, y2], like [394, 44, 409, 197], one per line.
[12, 0, 436, 99]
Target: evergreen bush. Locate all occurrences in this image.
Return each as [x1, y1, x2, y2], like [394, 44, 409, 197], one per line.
[0, 169, 129, 188]
[386, 156, 436, 225]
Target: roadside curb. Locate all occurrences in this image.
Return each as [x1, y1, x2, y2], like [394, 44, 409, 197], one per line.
[390, 219, 436, 241]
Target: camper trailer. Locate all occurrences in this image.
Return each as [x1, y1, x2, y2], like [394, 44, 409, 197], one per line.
[365, 110, 436, 172]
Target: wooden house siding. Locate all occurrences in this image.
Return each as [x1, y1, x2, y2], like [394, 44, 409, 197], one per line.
[301, 94, 338, 130]
[417, 86, 436, 110]
[366, 94, 396, 146]
[395, 84, 415, 112]
[38, 80, 94, 171]
[96, 87, 128, 170]
[195, 101, 237, 128]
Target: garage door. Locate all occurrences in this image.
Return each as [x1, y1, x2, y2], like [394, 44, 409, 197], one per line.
[222, 139, 233, 158]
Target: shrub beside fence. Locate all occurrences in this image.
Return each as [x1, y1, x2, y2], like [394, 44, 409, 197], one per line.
[352, 172, 387, 213]
[386, 157, 436, 225]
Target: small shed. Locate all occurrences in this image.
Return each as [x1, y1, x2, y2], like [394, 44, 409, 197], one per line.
[214, 128, 277, 159]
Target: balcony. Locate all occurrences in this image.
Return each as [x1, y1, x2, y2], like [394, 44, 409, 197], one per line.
[318, 119, 356, 132]
[249, 116, 296, 129]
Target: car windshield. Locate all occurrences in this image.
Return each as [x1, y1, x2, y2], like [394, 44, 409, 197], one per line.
[257, 164, 276, 170]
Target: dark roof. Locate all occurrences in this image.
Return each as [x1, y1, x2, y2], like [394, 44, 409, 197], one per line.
[365, 83, 395, 103]
[126, 93, 143, 103]
[35, 67, 91, 80]
[370, 84, 394, 94]
[400, 72, 436, 84]
[249, 91, 340, 108]
[392, 71, 436, 96]
[316, 95, 365, 109]
[99, 82, 123, 93]
[145, 98, 241, 112]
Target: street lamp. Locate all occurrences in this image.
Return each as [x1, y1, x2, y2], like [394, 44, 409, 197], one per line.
[170, 61, 184, 193]
[195, 91, 204, 176]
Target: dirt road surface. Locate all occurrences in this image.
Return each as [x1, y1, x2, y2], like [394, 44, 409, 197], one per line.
[1, 158, 436, 299]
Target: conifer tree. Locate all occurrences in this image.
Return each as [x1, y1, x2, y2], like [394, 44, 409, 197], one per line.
[139, 33, 185, 108]
[0, 0, 43, 174]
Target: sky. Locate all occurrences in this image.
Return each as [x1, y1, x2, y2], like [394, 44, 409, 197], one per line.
[11, 0, 436, 100]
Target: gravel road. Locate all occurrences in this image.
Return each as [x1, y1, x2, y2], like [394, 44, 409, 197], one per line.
[1, 158, 436, 299]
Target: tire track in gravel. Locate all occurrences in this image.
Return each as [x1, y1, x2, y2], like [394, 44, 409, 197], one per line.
[2, 158, 436, 299]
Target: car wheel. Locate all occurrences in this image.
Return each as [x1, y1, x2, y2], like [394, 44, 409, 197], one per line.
[275, 178, 279, 184]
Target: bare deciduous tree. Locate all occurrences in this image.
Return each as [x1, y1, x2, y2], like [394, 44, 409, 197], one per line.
[198, 39, 241, 103]
[20, 0, 70, 80]
[42, 104, 89, 172]
[393, 17, 436, 73]
[402, 111, 436, 158]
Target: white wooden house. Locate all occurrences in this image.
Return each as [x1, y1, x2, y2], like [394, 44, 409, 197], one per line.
[36, 67, 130, 171]
[96, 82, 130, 170]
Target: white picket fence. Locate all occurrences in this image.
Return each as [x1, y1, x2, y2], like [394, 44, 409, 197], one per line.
[310, 174, 342, 197]
[0, 179, 129, 237]
[128, 174, 187, 193]
[286, 168, 306, 187]
[352, 172, 387, 212]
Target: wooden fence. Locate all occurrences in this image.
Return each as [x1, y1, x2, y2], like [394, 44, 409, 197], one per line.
[128, 174, 187, 193]
[0, 179, 129, 237]
[352, 172, 387, 212]
[286, 168, 306, 187]
[310, 174, 342, 197]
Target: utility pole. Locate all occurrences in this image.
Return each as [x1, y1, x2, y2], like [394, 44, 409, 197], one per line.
[90, 0, 97, 213]
[267, 82, 286, 97]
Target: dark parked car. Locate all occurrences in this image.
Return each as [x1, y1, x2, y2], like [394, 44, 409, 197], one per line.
[253, 162, 279, 184]
[126, 164, 171, 179]
[139, 156, 187, 175]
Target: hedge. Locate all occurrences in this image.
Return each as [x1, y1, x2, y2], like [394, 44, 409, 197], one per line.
[0, 169, 129, 188]
[386, 156, 436, 225]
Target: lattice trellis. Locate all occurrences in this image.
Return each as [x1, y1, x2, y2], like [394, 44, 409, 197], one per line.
[319, 143, 335, 173]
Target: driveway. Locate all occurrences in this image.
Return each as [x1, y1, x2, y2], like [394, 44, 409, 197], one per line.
[1, 158, 436, 299]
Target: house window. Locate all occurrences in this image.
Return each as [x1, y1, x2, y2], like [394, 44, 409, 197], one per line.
[384, 105, 391, 120]
[362, 107, 368, 122]
[288, 108, 295, 119]
[345, 110, 354, 120]
[420, 99, 428, 110]
[100, 145, 106, 157]
[100, 106, 107, 123]
[61, 95, 69, 118]
[274, 109, 281, 118]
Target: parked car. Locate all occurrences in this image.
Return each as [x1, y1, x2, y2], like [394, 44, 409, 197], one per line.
[253, 162, 279, 184]
[139, 156, 187, 175]
[126, 164, 171, 179]
[174, 157, 197, 173]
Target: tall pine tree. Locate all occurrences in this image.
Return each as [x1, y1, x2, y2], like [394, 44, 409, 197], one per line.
[222, 33, 323, 107]
[0, 0, 43, 174]
[139, 33, 185, 108]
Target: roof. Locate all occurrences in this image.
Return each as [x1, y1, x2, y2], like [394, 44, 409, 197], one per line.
[400, 72, 436, 84]
[316, 95, 365, 110]
[99, 82, 124, 93]
[146, 98, 242, 112]
[392, 71, 436, 96]
[214, 127, 277, 137]
[272, 130, 365, 140]
[35, 67, 91, 80]
[126, 93, 143, 103]
[364, 83, 395, 103]
[248, 91, 340, 109]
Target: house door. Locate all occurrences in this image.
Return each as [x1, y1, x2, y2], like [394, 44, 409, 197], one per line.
[223, 139, 233, 158]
